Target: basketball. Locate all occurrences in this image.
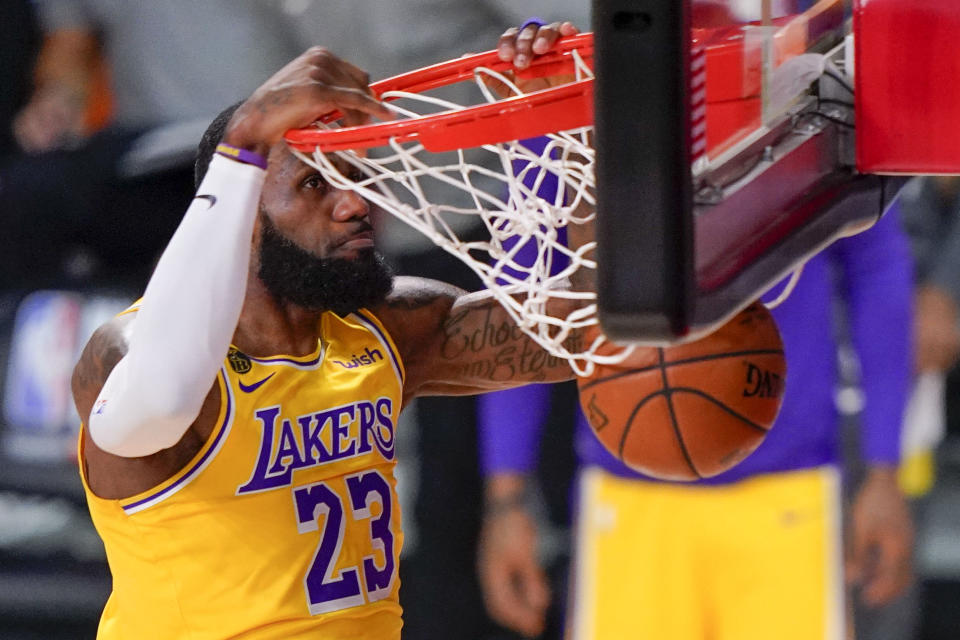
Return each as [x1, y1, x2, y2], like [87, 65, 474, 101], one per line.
[578, 303, 786, 481]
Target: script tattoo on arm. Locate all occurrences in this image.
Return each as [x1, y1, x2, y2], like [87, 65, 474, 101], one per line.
[436, 296, 580, 389]
[377, 277, 579, 399]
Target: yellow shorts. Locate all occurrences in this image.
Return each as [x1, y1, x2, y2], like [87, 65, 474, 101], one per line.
[569, 466, 844, 640]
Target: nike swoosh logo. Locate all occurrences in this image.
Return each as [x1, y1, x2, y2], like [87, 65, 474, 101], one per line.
[238, 372, 275, 393]
[194, 194, 217, 209]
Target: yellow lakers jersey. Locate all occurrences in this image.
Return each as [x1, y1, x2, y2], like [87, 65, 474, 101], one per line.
[80, 309, 405, 639]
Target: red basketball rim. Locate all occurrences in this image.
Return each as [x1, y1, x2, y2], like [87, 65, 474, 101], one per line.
[284, 33, 595, 154]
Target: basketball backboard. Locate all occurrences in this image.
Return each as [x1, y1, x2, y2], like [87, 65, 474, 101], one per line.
[590, 0, 926, 343]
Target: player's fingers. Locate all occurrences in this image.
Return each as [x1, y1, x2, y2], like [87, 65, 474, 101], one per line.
[495, 595, 545, 638]
[531, 22, 569, 54]
[862, 538, 912, 606]
[483, 71, 518, 99]
[485, 573, 531, 634]
[478, 553, 516, 601]
[513, 23, 540, 69]
[329, 56, 375, 96]
[862, 566, 908, 606]
[524, 568, 551, 612]
[305, 47, 368, 88]
[844, 556, 863, 585]
[478, 554, 543, 636]
[514, 616, 545, 638]
[507, 563, 549, 636]
[304, 47, 382, 112]
[340, 108, 373, 128]
[498, 27, 520, 61]
[844, 528, 869, 584]
[309, 64, 379, 108]
[558, 21, 581, 37]
[314, 85, 393, 122]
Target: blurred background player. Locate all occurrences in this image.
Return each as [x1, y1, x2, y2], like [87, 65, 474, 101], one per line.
[477, 130, 915, 639]
[851, 176, 960, 640]
[2, 0, 307, 292]
[899, 177, 960, 497]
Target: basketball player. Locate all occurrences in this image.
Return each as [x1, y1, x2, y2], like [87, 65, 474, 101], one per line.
[70, 22, 585, 639]
[478, 167, 915, 638]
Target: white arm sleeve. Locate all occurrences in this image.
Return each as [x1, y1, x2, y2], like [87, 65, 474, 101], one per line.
[88, 154, 265, 457]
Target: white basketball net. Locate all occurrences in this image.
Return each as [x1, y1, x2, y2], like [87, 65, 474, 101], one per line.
[292, 50, 632, 376]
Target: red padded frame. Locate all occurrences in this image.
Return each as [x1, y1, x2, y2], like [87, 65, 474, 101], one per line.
[855, 0, 960, 174]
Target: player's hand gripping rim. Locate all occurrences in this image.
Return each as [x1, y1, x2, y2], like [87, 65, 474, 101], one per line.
[486, 21, 581, 99]
[498, 20, 580, 70]
[224, 47, 393, 157]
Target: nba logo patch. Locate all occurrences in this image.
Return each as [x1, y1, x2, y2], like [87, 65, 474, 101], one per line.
[93, 398, 108, 416]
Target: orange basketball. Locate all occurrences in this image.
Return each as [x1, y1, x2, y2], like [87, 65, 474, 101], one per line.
[578, 303, 786, 481]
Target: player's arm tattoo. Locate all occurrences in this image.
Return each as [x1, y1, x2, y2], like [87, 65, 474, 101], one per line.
[437, 302, 578, 385]
[71, 318, 131, 424]
[377, 277, 577, 398]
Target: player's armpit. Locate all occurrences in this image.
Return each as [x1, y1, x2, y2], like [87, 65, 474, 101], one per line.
[376, 277, 576, 402]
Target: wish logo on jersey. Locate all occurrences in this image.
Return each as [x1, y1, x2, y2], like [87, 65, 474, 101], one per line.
[237, 397, 395, 494]
[332, 346, 383, 369]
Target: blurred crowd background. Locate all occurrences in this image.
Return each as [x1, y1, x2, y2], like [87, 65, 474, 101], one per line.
[1, 1, 960, 639]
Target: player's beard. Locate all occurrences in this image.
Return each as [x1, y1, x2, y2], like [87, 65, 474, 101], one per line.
[257, 216, 394, 316]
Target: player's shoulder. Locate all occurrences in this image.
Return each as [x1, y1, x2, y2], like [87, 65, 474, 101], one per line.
[71, 312, 137, 409]
[373, 275, 465, 323]
[383, 275, 465, 309]
[371, 276, 466, 358]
